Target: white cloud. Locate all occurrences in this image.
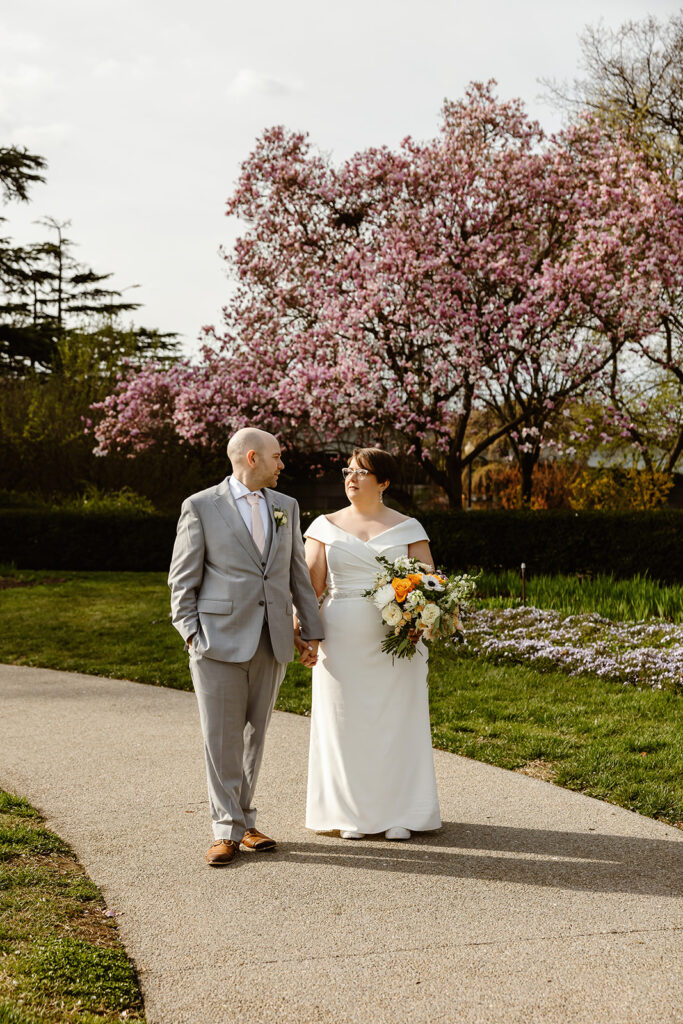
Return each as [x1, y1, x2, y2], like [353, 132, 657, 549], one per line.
[0, 29, 43, 55]
[0, 64, 54, 93]
[0, 65, 56, 120]
[92, 57, 123, 79]
[227, 68, 301, 99]
[7, 122, 73, 147]
[89, 53, 156, 83]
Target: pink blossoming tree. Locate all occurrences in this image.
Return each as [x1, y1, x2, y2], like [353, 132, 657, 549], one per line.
[93, 83, 683, 506]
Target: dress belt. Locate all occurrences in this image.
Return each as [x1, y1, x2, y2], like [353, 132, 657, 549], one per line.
[327, 588, 366, 600]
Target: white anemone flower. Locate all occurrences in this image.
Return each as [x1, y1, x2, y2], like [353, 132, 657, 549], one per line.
[422, 574, 445, 592]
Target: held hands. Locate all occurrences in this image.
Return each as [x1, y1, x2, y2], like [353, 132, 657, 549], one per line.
[294, 627, 319, 668]
[188, 629, 319, 666]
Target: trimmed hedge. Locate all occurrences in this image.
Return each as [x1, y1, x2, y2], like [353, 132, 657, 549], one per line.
[2, 508, 682, 581]
[2, 510, 178, 572]
[416, 509, 683, 582]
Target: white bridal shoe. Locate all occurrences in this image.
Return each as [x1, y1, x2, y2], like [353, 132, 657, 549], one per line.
[340, 830, 366, 839]
[385, 827, 411, 840]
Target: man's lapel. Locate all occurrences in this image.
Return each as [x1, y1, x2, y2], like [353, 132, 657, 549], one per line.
[213, 478, 263, 569]
[263, 489, 282, 572]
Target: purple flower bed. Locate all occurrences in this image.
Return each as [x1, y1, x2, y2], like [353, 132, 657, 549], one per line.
[458, 607, 683, 691]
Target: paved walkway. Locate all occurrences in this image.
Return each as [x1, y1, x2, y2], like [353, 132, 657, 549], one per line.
[0, 664, 681, 1024]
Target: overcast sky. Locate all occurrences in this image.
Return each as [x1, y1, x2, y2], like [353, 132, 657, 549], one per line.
[2, 0, 681, 353]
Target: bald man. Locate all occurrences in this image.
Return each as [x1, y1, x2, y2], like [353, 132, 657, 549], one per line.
[169, 428, 324, 865]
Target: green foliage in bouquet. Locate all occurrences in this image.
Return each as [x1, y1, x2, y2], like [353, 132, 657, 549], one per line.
[364, 555, 478, 660]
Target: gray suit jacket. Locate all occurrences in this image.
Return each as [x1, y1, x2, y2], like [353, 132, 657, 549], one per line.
[168, 478, 324, 664]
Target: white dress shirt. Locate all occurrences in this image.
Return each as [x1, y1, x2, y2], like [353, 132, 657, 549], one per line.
[229, 475, 271, 549]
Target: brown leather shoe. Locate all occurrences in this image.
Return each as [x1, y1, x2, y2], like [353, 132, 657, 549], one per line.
[240, 828, 276, 852]
[206, 838, 238, 866]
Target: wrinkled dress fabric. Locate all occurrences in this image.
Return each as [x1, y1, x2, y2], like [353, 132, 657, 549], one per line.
[304, 516, 441, 834]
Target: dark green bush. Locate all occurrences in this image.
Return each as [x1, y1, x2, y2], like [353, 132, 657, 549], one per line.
[2, 508, 681, 580]
[406, 509, 683, 582]
[2, 510, 177, 571]
[301, 509, 682, 581]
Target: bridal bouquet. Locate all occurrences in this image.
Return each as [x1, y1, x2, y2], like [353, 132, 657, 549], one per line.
[363, 555, 478, 660]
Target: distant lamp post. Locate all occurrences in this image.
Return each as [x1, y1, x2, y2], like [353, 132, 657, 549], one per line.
[521, 562, 526, 606]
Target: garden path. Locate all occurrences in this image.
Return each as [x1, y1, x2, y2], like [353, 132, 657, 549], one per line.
[0, 664, 681, 1024]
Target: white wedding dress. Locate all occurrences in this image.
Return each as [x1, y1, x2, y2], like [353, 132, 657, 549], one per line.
[303, 515, 441, 834]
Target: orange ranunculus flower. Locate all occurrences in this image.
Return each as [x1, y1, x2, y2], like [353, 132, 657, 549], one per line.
[407, 573, 423, 585]
[391, 577, 415, 603]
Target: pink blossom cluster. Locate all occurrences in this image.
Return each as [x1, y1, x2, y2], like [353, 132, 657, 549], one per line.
[91, 361, 193, 456]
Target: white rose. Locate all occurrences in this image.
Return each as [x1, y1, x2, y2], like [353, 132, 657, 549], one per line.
[374, 584, 397, 610]
[381, 602, 403, 626]
[420, 603, 440, 627]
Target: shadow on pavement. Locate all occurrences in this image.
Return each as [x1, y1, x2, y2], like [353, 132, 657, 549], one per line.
[273, 821, 682, 897]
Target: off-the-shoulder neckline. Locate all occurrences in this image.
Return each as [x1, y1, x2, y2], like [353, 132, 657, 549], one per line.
[322, 515, 415, 544]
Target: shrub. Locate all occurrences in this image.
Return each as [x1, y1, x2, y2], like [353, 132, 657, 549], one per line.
[472, 462, 577, 509]
[56, 485, 157, 515]
[1, 507, 681, 580]
[408, 509, 683, 581]
[569, 466, 675, 510]
[2, 510, 176, 571]
[0, 486, 156, 515]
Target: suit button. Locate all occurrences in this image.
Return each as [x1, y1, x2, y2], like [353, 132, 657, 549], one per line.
[258, 600, 265, 606]
[263, 575, 268, 580]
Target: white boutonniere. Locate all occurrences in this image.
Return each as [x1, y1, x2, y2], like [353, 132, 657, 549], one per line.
[273, 507, 288, 531]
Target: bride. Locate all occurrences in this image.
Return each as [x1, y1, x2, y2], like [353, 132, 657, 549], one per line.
[298, 447, 441, 841]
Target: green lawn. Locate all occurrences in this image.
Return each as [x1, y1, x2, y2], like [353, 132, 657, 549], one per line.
[0, 790, 145, 1024]
[1, 570, 681, 827]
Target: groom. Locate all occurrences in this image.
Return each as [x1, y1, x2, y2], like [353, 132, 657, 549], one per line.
[169, 428, 324, 866]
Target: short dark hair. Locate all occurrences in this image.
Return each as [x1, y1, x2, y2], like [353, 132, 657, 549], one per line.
[349, 447, 397, 486]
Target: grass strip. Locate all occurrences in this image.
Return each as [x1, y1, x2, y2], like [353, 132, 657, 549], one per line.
[0, 791, 145, 1023]
[475, 569, 683, 623]
[1, 570, 681, 827]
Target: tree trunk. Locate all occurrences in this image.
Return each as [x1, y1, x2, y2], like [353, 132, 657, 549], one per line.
[519, 451, 538, 506]
[416, 452, 464, 508]
[446, 448, 464, 509]
[666, 425, 683, 475]
[447, 470, 464, 509]
[409, 435, 465, 509]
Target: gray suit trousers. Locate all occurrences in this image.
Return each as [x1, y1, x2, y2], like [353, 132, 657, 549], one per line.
[189, 625, 286, 841]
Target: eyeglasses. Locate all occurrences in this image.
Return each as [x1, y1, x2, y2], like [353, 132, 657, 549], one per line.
[342, 468, 372, 480]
